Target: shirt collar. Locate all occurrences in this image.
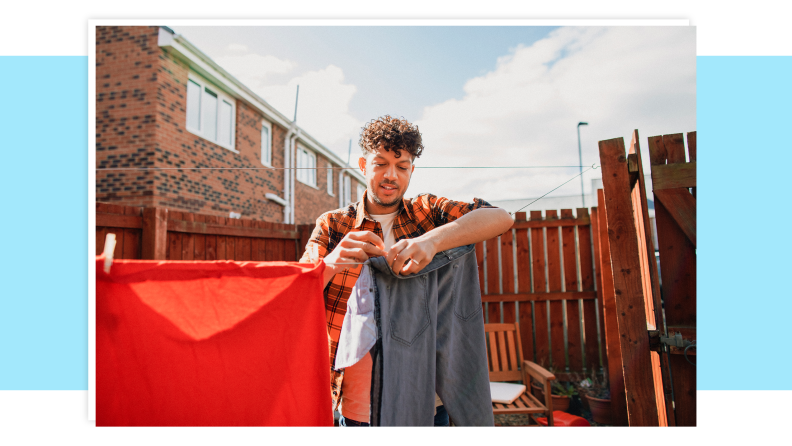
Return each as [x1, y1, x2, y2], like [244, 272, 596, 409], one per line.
[354, 189, 410, 229]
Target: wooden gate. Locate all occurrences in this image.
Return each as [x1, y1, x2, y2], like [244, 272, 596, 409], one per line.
[597, 130, 696, 426]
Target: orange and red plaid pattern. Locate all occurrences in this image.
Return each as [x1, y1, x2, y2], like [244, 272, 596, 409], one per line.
[299, 190, 493, 410]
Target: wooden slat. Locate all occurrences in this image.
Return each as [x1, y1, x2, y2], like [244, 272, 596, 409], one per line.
[501, 228, 516, 323]
[506, 330, 519, 371]
[663, 133, 687, 163]
[654, 189, 696, 247]
[486, 236, 501, 323]
[650, 162, 696, 190]
[514, 216, 534, 363]
[481, 291, 597, 303]
[181, 212, 195, 261]
[489, 331, 500, 372]
[561, 209, 581, 372]
[579, 208, 600, 373]
[530, 210, 550, 370]
[631, 130, 671, 426]
[121, 206, 141, 260]
[597, 190, 627, 425]
[497, 331, 509, 371]
[517, 303, 534, 365]
[96, 213, 142, 229]
[216, 217, 227, 261]
[167, 219, 301, 240]
[193, 214, 206, 260]
[599, 137, 660, 426]
[236, 220, 252, 261]
[545, 210, 564, 373]
[511, 216, 590, 229]
[141, 207, 168, 260]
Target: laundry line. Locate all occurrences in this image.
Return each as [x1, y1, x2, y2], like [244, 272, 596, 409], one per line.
[95, 165, 591, 171]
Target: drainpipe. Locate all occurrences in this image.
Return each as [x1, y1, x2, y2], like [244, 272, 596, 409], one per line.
[282, 125, 296, 224]
[289, 130, 300, 224]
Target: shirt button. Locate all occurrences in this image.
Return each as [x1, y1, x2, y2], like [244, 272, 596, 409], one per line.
[333, 391, 337, 395]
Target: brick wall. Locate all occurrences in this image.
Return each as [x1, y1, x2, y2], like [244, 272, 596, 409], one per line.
[95, 26, 160, 208]
[95, 25, 363, 225]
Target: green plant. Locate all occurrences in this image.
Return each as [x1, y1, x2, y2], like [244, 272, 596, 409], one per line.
[571, 370, 610, 400]
[550, 381, 578, 397]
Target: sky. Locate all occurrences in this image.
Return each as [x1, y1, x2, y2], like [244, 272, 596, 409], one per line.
[175, 25, 695, 203]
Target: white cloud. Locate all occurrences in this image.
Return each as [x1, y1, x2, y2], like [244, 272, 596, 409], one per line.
[213, 47, 360, 162]
[409, 26, 696, 204]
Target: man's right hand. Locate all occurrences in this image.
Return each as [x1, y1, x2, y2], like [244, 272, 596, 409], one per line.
[322, 231, 387, 286]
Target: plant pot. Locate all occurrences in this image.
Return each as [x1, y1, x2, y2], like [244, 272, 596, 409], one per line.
[531, 382, 572, 413]
[551, 395, 571, 413]
[586, 395, 612, 425]
[580, 393, 590, 411]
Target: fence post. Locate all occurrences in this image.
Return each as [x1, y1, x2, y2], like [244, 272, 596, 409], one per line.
[142, 207, 168, 260]
[598, 137, 660, 426]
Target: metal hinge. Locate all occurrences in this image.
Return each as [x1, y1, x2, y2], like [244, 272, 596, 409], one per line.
[648, 330, 694, 350]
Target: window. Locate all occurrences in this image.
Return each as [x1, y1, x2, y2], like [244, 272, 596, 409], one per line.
[261, 120, 272, 166]
[186, 75, 236, 151]
[357, 183, 366, 202]
[343, 174, 352, 205]
[327, 165, 334, 195]
[296, 144, 317, 187]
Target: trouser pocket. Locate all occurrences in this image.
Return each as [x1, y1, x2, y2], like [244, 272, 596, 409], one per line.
[389, 275, 430, 346]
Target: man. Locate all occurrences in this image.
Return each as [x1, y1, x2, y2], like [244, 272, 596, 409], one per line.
[300, 115, 513, 426]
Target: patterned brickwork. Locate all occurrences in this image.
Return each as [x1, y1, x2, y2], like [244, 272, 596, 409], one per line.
[95, 25, 360, 224]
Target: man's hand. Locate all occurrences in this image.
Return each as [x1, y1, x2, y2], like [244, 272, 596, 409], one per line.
[386, 235, 438, 276]
[322, 231, 387, 286]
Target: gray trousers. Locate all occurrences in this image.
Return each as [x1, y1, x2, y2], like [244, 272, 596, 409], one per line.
[368, 244, 494, 426]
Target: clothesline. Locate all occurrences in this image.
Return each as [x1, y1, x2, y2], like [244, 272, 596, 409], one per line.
[96, 165, 593, 171]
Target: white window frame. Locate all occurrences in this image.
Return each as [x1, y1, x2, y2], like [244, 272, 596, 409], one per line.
[186, 73, 237, 152]
[327, 165, 334, 196]
[296, 143, 317, 188]
[343, 174, 352, 205]
[261, 119, 273, 166]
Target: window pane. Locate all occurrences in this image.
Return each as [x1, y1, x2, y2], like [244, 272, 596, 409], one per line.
[202, 88, 218, 142]
[262, 126, 271, 164]
[218, 99, 232, 146]
[297, 149, 305, 183]
[187, 80, 201, 130]
[327, 166, 333, 194]
[310, 153, 316, 186]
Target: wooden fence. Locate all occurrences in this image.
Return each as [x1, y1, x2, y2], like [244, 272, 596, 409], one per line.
[95, 203, 310, 262]
[474, 209, 606, 382]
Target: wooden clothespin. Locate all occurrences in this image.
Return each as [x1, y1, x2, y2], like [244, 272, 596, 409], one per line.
[103, 233, 117, 274]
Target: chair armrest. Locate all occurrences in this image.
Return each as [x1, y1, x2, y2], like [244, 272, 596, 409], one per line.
[523, 360, 555, 383]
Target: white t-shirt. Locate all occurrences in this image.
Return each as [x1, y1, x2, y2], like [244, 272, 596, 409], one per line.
[369, 210, 399, 250]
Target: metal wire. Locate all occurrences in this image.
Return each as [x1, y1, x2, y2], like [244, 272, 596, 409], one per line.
[95, 165, 591, 171]
[508, 164, 600, 215]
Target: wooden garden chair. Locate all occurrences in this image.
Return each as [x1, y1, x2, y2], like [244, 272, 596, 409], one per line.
[485, 322, 557, 426]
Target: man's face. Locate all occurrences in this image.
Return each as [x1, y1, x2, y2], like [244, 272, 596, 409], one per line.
[359, 147, 415, 211]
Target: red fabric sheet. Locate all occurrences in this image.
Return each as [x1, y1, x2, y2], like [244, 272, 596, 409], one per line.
[96, 257, 331, 426]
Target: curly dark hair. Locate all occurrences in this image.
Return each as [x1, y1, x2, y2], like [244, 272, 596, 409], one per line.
[359, 115, 424, 159]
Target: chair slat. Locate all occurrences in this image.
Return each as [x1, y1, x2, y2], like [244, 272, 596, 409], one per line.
[489, 331, 500, 371]
[497, 331, 508, 371]
[506, 330, 518, 371]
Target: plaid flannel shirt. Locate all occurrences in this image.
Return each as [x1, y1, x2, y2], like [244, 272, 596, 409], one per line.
[299, 190, 494, 411]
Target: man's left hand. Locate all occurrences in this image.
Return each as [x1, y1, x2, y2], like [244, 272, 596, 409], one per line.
[386, 236, 438, 275]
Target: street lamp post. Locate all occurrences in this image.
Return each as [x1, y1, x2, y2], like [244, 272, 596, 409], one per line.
[577, 122, 588, 208]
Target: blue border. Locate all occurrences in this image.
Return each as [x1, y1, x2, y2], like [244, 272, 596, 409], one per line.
[0, 57, 88, 389]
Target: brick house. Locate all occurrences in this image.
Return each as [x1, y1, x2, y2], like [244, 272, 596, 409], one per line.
[95, 25, 367, 225]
